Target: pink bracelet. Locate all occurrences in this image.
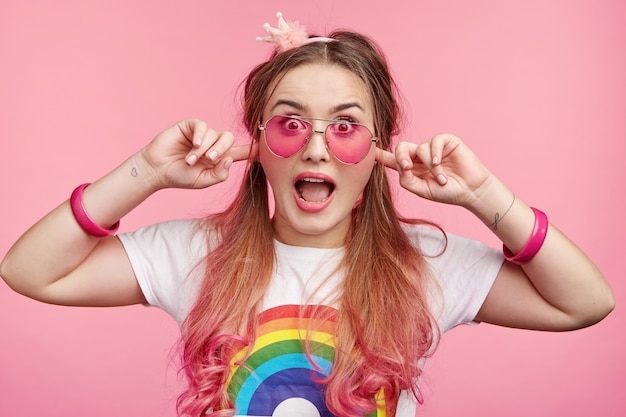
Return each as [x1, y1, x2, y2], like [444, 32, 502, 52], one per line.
[70, 183, 120, 237]
[502, 207, 548, 265]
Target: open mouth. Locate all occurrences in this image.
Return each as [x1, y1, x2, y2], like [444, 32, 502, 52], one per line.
[295, 178, 335, 203]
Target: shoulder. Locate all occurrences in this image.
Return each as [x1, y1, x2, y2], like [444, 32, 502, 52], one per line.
[117, 218, 212, 325]
[401, 222, 501, 266]
[401, 222, 504, 331]
[119, 218, 208, 256]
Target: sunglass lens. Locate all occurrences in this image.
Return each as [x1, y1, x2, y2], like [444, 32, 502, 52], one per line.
[265, 116, 310, 158]
[327, 123, 372, 164]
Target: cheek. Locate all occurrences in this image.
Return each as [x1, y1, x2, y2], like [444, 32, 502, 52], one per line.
[357, 149, 377, 177]
[345, 157, 376, 192]
[259, 142, 288, 189]
[258, 138, 277, 170]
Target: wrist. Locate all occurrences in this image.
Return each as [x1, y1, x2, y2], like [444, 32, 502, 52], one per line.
[463, 175, 512, 225]
[132, 149, 167, 193]
[71, 154, 159, 229]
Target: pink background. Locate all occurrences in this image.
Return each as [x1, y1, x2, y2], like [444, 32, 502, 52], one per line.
[1, 1, 624, 416]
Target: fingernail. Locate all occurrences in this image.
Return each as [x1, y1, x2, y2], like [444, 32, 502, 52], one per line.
[224, 158, 233, 169]
[437, 174, 447, 185]
[208, 150, 218, 161]
[186, 154, 198, 165]
[401, 160, 410, 170]
[433, 156, 440, 165]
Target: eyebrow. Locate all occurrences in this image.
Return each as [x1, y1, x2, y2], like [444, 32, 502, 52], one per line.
[270, 99, 365, 114]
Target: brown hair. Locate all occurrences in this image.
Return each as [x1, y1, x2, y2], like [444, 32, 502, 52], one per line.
[178, 31, 438, 417]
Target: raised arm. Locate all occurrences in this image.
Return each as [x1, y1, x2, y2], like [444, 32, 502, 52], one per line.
[376, 134, 615, 331]
[0, 119, 252, 307]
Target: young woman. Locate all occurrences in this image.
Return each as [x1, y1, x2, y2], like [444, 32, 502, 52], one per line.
[0, 13, 614, 417]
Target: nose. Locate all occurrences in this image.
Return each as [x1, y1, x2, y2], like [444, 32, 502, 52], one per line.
[302, 126, 331, 162]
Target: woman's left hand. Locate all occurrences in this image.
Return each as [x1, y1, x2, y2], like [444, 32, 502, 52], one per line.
[376, 133, 493, 208]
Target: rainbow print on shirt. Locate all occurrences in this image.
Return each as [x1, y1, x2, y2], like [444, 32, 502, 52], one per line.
[226, 304, 385, 417]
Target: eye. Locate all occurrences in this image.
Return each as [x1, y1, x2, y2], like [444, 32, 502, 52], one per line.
[336, 122, 351, 132]
[287, 120, 303, 130]
[332, 120, 357, 135]
[278, 116, 308, 132]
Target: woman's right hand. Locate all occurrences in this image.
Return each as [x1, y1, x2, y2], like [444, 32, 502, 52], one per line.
[0, 119, 257, 306]
[138, 119, 256, 191]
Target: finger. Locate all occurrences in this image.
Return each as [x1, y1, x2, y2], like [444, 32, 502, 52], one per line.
[414, 142, 448, 185]
[211, 156, 234, 183]
[398, 164, 427, 194]
[375, 148, 399, 170]
[225, 143, 256, 162]
[184, 119, 208, 147]
[186, 127, 219, 165]
[430, 133, 459, 166]
[194, 154, 234, 188]
[204, 131, 235, 162]
[394, 141, 419, 170]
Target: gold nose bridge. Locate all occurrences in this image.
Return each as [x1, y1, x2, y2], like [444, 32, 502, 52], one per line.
[308, 120, 328, 142]
[310, 119, 327, 137]
[305, 122, 331, 157]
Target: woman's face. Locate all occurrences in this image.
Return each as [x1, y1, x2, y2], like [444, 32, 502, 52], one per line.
[258, 63, 377, 248]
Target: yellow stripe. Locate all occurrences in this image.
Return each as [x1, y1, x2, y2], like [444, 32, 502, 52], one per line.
[229, 329, 335, 366]
[375, 388, 386, 417]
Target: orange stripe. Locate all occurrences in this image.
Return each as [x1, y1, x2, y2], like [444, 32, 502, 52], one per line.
[258, 317, 336, 336]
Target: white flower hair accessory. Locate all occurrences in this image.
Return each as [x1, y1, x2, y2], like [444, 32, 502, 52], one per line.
[256, 12, 334, 53]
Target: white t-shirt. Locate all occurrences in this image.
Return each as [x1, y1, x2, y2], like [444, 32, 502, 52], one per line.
[119, 219, 503, 417]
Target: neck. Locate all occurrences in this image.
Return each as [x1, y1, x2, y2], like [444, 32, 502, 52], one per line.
[271, 216, 350, 248]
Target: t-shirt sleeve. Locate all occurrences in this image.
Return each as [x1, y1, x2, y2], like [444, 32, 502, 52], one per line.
[406, 225, 504, 333]
[117, 218, 206, 326]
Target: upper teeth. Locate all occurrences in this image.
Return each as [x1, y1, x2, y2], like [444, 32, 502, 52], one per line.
[303, 178, 324, 183]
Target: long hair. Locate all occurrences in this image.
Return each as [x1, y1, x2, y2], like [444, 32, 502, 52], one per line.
[177, 31, 438, 416]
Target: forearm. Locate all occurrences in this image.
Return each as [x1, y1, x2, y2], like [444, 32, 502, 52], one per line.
[469, 176, 615, 326]
[0, 152, 156, 295]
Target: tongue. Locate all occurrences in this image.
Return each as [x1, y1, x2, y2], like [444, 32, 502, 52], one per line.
[298, 181, 332, 203]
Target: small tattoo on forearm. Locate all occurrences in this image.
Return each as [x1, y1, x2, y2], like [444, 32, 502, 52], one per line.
[491, 212, 502, 230]
[489, 194, 516, 231]
[131, 167, 138, 177]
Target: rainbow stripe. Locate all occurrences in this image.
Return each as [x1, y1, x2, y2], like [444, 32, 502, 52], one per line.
[226, 304, 385, 416]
